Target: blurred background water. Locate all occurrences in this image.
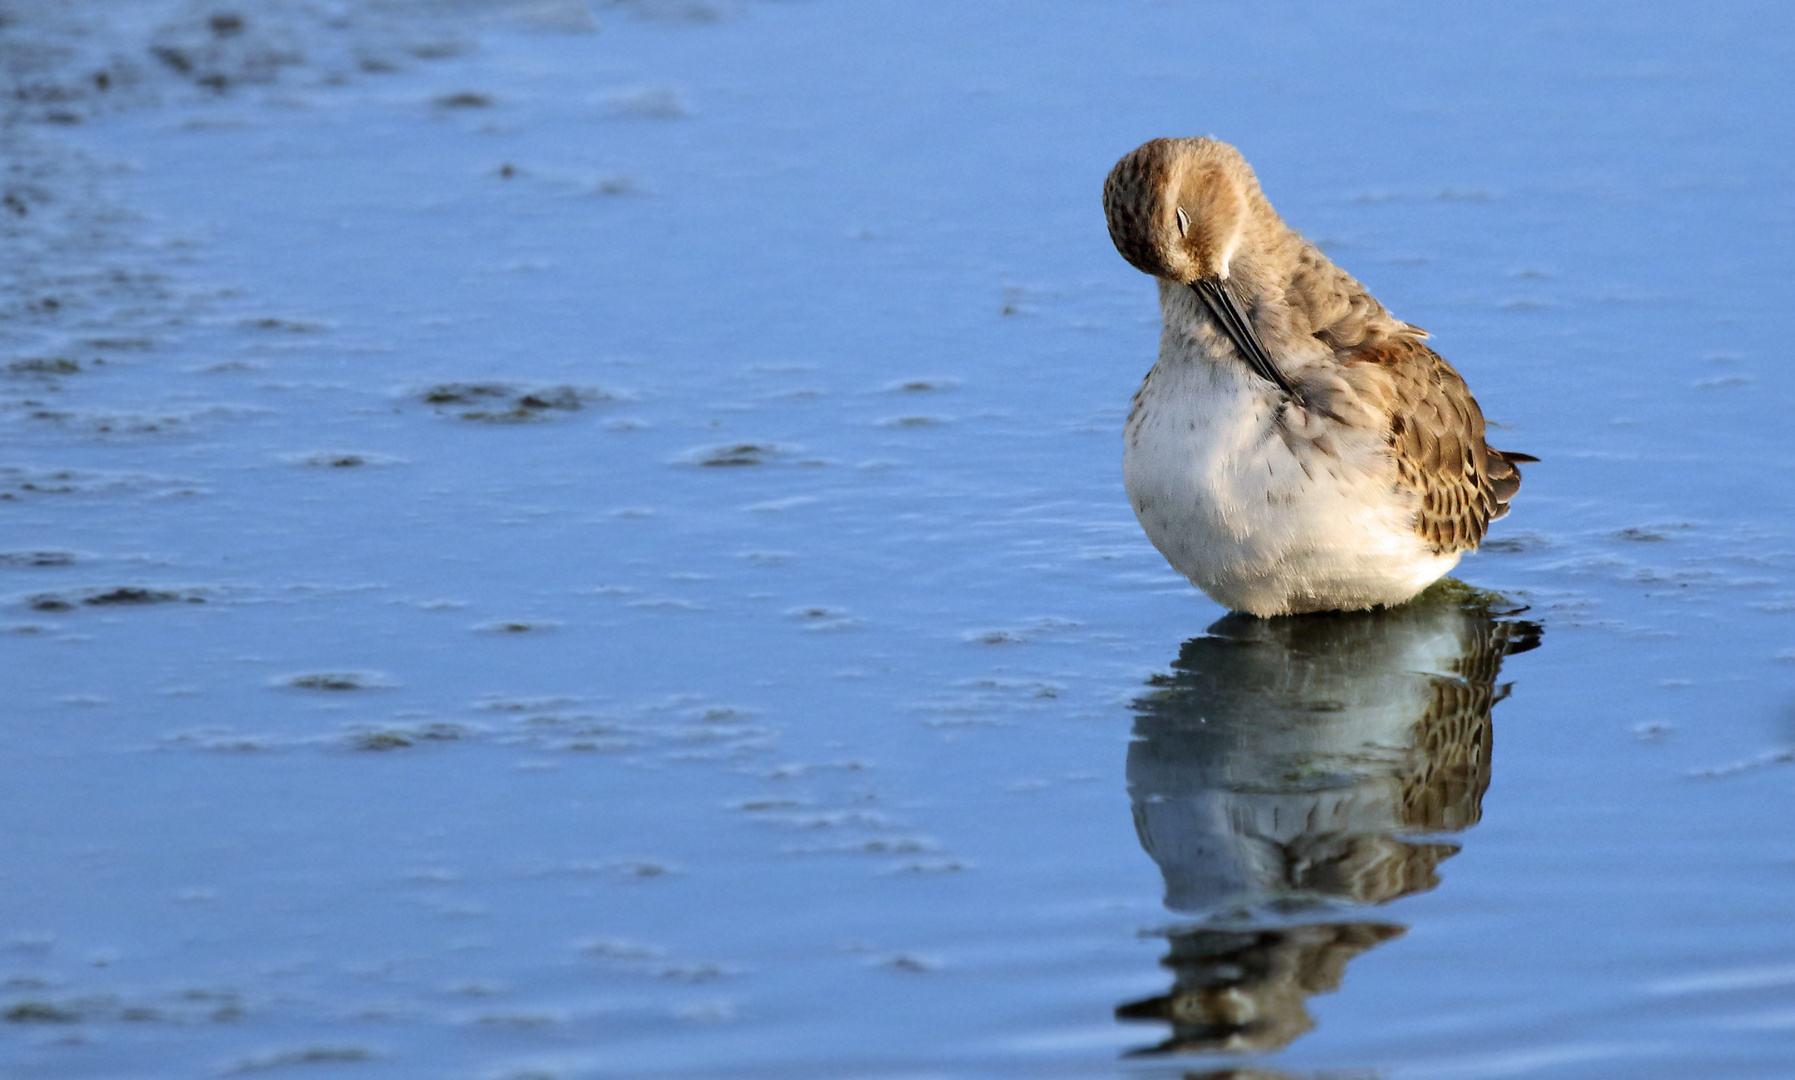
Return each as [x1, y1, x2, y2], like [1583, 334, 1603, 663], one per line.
[2, 1, 1793, 1077]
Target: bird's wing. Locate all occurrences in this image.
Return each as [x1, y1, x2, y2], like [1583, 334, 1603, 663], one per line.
[1344, 335, 1530, 554]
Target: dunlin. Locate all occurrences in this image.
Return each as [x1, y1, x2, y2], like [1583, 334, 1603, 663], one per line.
[1103, 137, 1533, 617]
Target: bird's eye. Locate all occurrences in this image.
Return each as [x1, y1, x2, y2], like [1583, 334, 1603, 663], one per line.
[1175, 206, 1191, 236]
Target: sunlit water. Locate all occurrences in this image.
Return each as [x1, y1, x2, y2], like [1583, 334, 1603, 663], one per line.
[3, 2, 1794, 1077]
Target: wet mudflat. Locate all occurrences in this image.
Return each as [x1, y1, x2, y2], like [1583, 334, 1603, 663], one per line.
[3, 1, 1794, 1077]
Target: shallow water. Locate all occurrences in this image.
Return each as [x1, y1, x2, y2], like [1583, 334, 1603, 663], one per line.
[3, 1, 1794, 1077]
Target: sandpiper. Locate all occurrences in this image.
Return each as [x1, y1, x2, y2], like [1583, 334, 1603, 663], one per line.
[1103, 137, 1532, 617]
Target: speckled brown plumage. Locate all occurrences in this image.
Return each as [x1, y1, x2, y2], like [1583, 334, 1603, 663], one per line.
[1102, 139, 1175, 279]
[1348, 334, 1535, 554]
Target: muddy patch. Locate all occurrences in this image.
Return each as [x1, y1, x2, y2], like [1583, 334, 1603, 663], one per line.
[676, 441, 803, 467]
[0, 550, 78, 568]
[5, 357, 83, 376]
[475, 619, 560, 633]
[883, 376, 961, 393]
[349, 723, 466, 751]
[23, 586, 206, 611]
[433, 90, 492, 109]
[284, 450, 404, 468]
[279, 671, 388, 692]
[0, 467, 203, 501]
[416, 382, 609, 422]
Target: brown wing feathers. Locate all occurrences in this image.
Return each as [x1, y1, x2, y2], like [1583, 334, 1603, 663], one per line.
[1347, 335, 1530, 554]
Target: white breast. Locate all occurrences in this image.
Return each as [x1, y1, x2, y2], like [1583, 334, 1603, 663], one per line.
[1123, 294, 1457, 616]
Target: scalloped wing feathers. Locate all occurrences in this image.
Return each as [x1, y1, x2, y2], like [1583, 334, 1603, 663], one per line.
[1342, 335, 1528, 553]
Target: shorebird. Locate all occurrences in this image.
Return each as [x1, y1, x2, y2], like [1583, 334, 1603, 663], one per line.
[1103, 137, 1532, 617]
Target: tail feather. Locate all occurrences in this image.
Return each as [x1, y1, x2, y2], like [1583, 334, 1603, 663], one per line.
[1486, 448, 1534, 519]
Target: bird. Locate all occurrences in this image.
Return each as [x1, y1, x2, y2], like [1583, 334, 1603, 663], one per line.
[1102, 137, 1533, 617]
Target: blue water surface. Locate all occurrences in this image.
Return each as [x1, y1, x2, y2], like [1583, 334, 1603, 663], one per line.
[2, 1, 1793, 1077]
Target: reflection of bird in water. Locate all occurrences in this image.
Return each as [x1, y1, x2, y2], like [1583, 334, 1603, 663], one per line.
[1117, 923, 1402, 1057]
[1103, 137, 1533, 616]
[1117, 583, 1539, 1055]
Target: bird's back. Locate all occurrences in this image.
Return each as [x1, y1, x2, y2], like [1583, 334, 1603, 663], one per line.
[1246, 228, 1531, 556]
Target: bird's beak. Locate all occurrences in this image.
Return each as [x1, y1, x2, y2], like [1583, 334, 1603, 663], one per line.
[1191, 276, 1294, 396]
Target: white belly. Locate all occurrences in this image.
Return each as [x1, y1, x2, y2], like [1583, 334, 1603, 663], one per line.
[1123, 355, 1458, 616]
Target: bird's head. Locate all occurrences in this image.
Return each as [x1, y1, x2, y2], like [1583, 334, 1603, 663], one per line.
[1103, 137, 1258, 284]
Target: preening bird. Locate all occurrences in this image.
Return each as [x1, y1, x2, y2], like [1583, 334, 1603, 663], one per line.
[1103, 136, 1532, 617]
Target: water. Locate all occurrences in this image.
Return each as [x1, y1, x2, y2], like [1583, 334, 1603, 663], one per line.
[2, 1, 1793, 1077]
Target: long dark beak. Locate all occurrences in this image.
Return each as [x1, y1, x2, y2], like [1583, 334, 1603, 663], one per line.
[1191, 277, 1294, 397]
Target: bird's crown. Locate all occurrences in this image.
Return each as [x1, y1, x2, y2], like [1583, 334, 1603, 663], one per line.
[1103, 137, 1263, 283]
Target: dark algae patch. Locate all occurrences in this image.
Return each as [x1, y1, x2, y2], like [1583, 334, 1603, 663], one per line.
[7, 357, 81, 375]
[242, 317, 323, 332]
[478, 619, 557, 633]
[421, 383, 513, 405]
[86, 587, 195, 606]
[26, 586, 204, 610]
[351, 724, 464, 751]
[290, 451, 401, 468]
[223, 1047, 372, 1074]
[0, 551, 76, 567]
[147, 8, 304, 93]
[693, 443, 780, 466]
[284, 672, 384, 691]
[705, 445, 766, 466]
[354, 730, 414, 751]
[6, 1001, 79, 1023]
[419, 382, 597, 422]
[434, 91, 492, 108]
